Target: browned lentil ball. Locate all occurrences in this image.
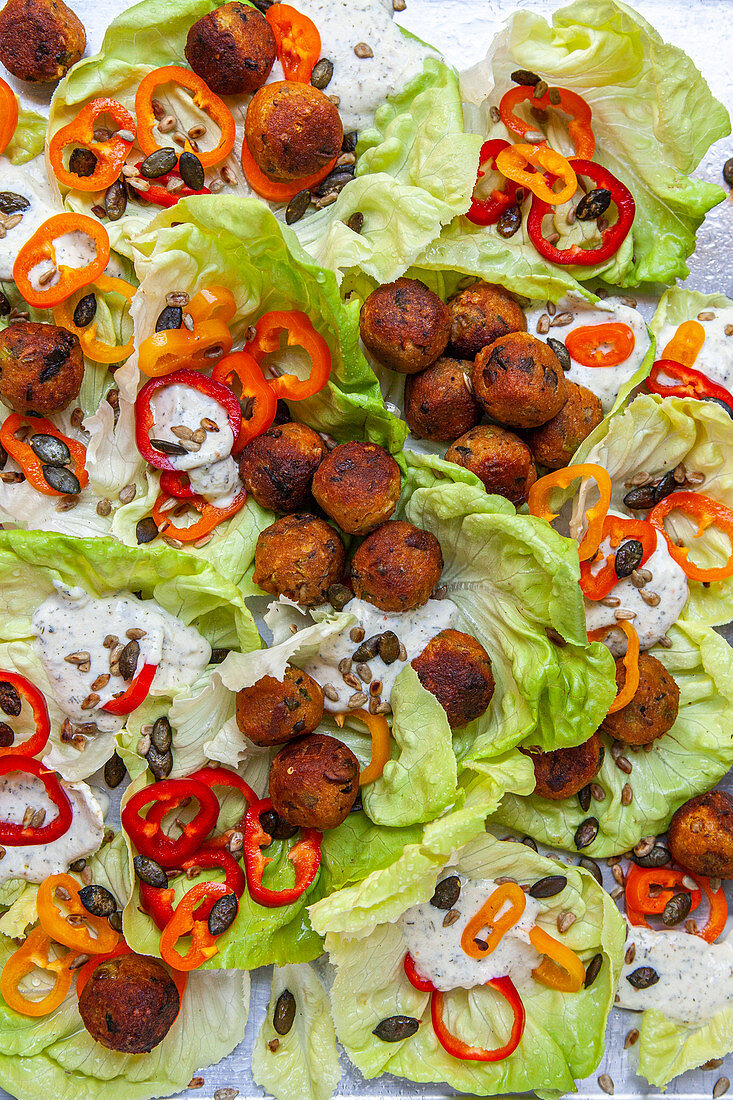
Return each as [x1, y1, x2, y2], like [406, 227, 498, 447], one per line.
[350, 520, 443, 612]
[411, 628, 495, 728]
[238, 421, 326, 513]
[403, 357, 482, 442]
[447, 281, 527, 359]
[0, 0, 85, 83]
[667, 791, 733, 879]
[0, 321, 84, 414]
[245, 80, 343, 181]
[472, 331, 567, 429]
[185, 2, 276, 95]
[359, 278, 451, 375]
[311, 440, 401, 535]
[78, 953, 179, 1053]
[269, 733, 359, 830]
[253, 513, 345, 606]
[601, 653, 680, 746]
[528, 733, 604, 801]
[235, 663, 324, 747]
[444, 425, 536, 506]
[525, 381, 603, 470]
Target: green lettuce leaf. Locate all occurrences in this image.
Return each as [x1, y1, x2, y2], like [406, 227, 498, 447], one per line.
[251, 963, 341, 1100]
[492, 620, 733, 856]
[417, 0, 729, 298]
[636, 1003, 733, 1088]
[326, 831, 625, 1097]
[5, 107, 46, 166]
[572, 393, 733, 625]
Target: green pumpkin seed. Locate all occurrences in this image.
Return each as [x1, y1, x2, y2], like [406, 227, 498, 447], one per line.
[133, 854, 168, 889]
[342, 131, 358, 153]
[0, 291, 9, 316]
[0, 682, 21, 717]
[69, 148, 98, 178]
[42, 466, 81, 495]
[579, 856, 603, 886]
[497, 204, 522, 238]
[0, 192, 30, 214]
[79, 884, 117, 918]
[724, 159, 733, 187]
[104, 751, 126, 789]
[511, 69, 540, 86]
[623, 484, 657, 510]
[179, 151, 205, 191]
[31, 433, 71, 467]
[136, 516, 159, 544]
[104, 178, 127, 221]
[285, 189, 311, 225]
[575, 817, 599, 850]
[273, 989, 296, 1035]
[614, 539, 644, 579]
[632, 845, 671, 869]
[662, 890, 692, 926]
[346, 211, 364, 234]
[311, 58, 334, 89]
[208, 892, 238, 936]
[150, 438, 188, 456]
[547, 337, 571, 372]
[373, 1015, 419, 1042]
[627, 966, 659, 989]
[73, 293, 97, 328]
[108, 910, 123, 932]
[146, 743, 173, 779]
[430, 875, 461, 910]
[118, 639, 140, 681]
[529, 875, 567, 899]
[210, 648, 230, 664]
[259, 809, 298, 840]
[151, 715, 173, 752]
[140, 148, 178, 179]
[327, 583, 352, 611]
[155, 304, 183, 332]
[378, 631, 400, 665]
[576, 188, 612, 222]
[584, 953, 603, 988]
[578, 784, 592, 812]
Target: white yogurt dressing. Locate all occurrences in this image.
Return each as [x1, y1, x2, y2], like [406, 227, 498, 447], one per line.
[31, 583, 211, 732]
[525, 296, 651, 413]
[617, 925, 733, 1026]
[291, 0, 435, 132]
[149, 382, 241, 507]
[584, 521, 688, 652]
[0, 162, 56, 282]
[0, 772, 103, 885]
[656, 307, 733, 393]
[27, 229, 102, 293]
[292, 596, 456, 712]
[400, 872, 541, 992]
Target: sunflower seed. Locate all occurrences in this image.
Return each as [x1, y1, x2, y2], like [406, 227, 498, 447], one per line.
[614, 608, 637, 621]
[348, 691, 368, 708]
[621, 783, 633, 805]
[598, 1074, 614, 1095]
[354, 42, 373, 58]
[536, 314, 551, 335]
[557, 910, 576, 933]
[714, 1080, 730, 1099]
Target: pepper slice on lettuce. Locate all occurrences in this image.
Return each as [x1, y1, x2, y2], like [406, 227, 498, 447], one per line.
[47, 0, 481, 281]
[417, 0, 729, 300]
[323, 831, 625, 1099]
[0, 833, 250, 1100]
[0, 527, 259, 781]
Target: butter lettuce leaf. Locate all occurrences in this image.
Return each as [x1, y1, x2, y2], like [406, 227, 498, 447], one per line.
[636, 1003, 733, 1088]
[5, 107, 45, 166]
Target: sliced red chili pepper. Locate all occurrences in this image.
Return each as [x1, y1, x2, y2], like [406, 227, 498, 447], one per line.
[565, 323, 636, 368]
[102, 662, 157, 715]
[13, 213, 111, 309]
[135, 369, 242, 471]
[243, 797, 321, 908]
[0, 77, 18, 156]
[0, 414, 88, 498]
[266, 4, 320, 82]
[247, 310, 331, 401]
[466, 139, 519, 226]
[139, 845, 246, 931]
[499, 84, 595, 159]
[624, 863, 728, 942]
[647, 360, 733, 410]
[0, 670, 50, 758]
[188, 766, 257, 848]
[0, 756, 73, 846]
[152, 487, 247, 543]
[134, 161, 211, 208]
[403, 952, 437, 992]
[135, 66, 235, 168]
[49, 99, 135, 192]
[159, 470, 196, 499]
[527, 159, 635, 267]
[121, 778, 219, 868]
[579, 514, 656, 601]
[159, 881, 229, 971]
[648, 491, 733, 582]
[528, 463, 612, 562]
[211, 350, 277, 451]
[431, 976, 525, 1062]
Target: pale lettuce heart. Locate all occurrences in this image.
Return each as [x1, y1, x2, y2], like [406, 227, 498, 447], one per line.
[4, 109, 45, 166]
[635, 1002, 733, 1088]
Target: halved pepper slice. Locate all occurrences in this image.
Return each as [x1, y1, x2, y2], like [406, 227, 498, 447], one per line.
[0, 926, 73, 1016]
[528, 463, 612, 562]
[460, 883, 527, 960]
[138, 319, 233, 378]
[0, 670, 50, 758]
[247, 310, 331, 401]
[266, 4, 321, 82]
[243, 797, 321, 907]
[102, 662, 157, 715]
[37, 873, 119, 954]
[13, 213, 111, 309]
[135, 65, 235, 168]
[529, 926, 586, 992]
[496, 143, 577, 205]
[0, 77, 18, 156]
[211, 349, 277, 451]
[159, 881, 230, 970]
[335, 710, 391, 786]
[648, 491, 733, 582]
[466, 139, 519, 226]
[587, 620, 640, 715]
[0, 414, 88, 497]
[241, 136, 337, 202]
[48, 98, 136, 192]
[53, 274, 135, 364]
[152, 487, 247, 543]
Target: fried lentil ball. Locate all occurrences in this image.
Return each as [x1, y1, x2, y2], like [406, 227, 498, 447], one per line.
[350, 520, 443, 612]
[403, 357, 482, 442]
[444, 425, 536, 506]
[311, 440, 401, 535]
[78, 953, 179, 1053]
[528, 733, 604, 801]
[0, 0, 85, 82]
[447, 281, 527, 359]
[235, 663, 324, 747]
[601, 653, 680, 746]
[269, 732, 359, 830]
[185, 2, 276, 95]
[359, 278, 451, 375]
[668, 791, 733, 878]
[525, 381, 603, 470]
[411, 628, 495, 729]
[0, 321, 83, 414]
[472, 331, 567, 429]
[238, 422, 326, 513]
[245, 80, 343, 182]
[253, 512, 345, 606]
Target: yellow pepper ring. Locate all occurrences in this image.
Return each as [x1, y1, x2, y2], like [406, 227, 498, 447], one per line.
[460, 882, 527, 960]
[53, 273, 136, 365]
[528, 463, 612, 562]
[530, 925, 586, 992]
[662, 319, 706, 369]
[335, 709, 391, 786]
[496, 143, 577, 206]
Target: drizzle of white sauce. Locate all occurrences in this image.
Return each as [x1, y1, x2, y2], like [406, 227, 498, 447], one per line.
[0, 163, 56, 282]
[656, 308, 733, 394]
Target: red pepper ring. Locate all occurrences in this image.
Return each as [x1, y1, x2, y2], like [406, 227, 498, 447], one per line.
[159, 881, 229, 971]
[431, 976, 526, 1062]
[103, 662, 157, 715]
[139, 846, 246, 930]
[0, 413, 89, 498]
[0, 756, 73, 846]
[135, 369, 242, 472]
[499, 83, 595, 159]
[624, 864, 728, 943]
[527, 159, 635, 268]
[647, 359, 733, 411]
[121, 778, 220, 869]
[243, 797, 321, 908]
[404, 952, 437, 992]
[247, 310, 332, 402]
[159, 470, 196, 499]
[0, 670, 50, 758]
[648, 491, 733, 583]
[211, 350, 278, 452]
[466, 139, 519, 226]
[579, 514, 657, 602]
[188, 766, 257, 850]
[49, 99, 136, 192]
[565, 322, 636, 368]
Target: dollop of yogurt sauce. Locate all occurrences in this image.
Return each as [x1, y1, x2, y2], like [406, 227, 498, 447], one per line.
[655, 307, 733, 393]
[525, 296, 651, 413]
[27, 231, 101, 295]
[291, 0, 435, 132]
[149, 382, 241, 507]
[282, 596, 457, 712]
[584, 518, 688, 652]
[32, 583, 211, 733]
[400, 872, 541, 992]
[617, 925, 733, 1026]
[0, 162, 56, 282]
[0, 773, 103, 884]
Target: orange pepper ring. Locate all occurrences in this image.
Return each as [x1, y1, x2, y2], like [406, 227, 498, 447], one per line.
[661, 320, 706, 369]
[496, 144, 577, 206]
[528, 463, 612, 562]
[648, 491, 733, 583]
[241, 135, 337, 203]
[36, 873, 120, 955]
[529, 925, 586, 992]
[0, 77, 19, 156]
[460, 882, 527, 960]
[12, 213, 111, 309]
[138, 319, 234, 378]
[185, 286, 237, 326]
[587, 620, 640, 714]
[53, 274, 135, 364]
[565, 322, 636, 368]
[135, 65, 236, 168]
[0, 925, 73, 1016]
[335, 709, 391, 785]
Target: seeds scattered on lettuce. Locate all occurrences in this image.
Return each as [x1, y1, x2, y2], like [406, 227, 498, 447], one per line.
[521, 835, 538, 852]
[140, 147, 178, 179]
[273, 988, 296, 1035]
[133, 854, 169, 889]
[285, 189, 311, 225]
[627, 966, 659, 989]
[42, 466, 81, 495]
[529, 875, 567, 899]
[155, 304, 183, 332]
[662, 890, 692, 926]
[430, 875, 461, 910]
[373, 1015, 419, 1042]
[104, 751, 126, 789]
[179, 151, 205, 191]
[346, 210, 364, 234]
[575, 817, 599, 850]
[584, 953, 603, 988]
[79, 884, 117, 918]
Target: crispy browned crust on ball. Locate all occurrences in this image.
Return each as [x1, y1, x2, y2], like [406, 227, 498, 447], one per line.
[472, 331, 567, 429]
[528, 733, 604, 800]
[185, 2, 275, 95]
[253, 512, 345, 606]
[359, 278, 451, 374]
[236, 663, 324, 746]
[238, 421, 326, 513]
[448, 281, 527, 359]
[245, 80, 343, 181]
[525, 381, 603, 470]
[0, 0, 85, 82]
[0, 321, 84, 413]
[668, 791, 733, 878]
[445, 425, 537, 506]
[601, 653, 680, 745]
[350, 520, 443, 612]
[269, 732, 359, 830]
[312, 440, 401, 535]
[411, 628, 494, 728]
[403, 357, 482, 442]
[78, 953, 179, 1053]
